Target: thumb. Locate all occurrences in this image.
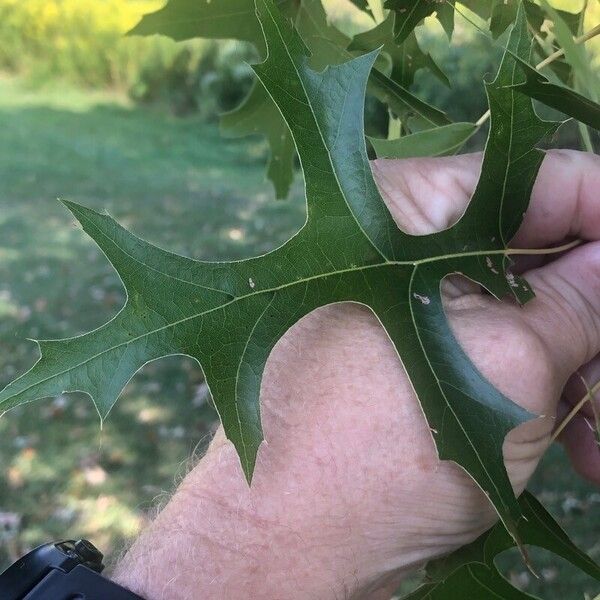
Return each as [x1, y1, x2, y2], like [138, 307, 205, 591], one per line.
[521, 242, 600, 379]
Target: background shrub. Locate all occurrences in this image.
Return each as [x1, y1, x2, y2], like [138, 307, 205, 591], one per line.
[0, 0, 597, 121]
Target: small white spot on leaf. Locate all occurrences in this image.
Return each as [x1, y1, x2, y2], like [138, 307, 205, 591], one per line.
[486, 256, 499, 274]
[413, 293, 431, 305]
[506, 272, 519, 288]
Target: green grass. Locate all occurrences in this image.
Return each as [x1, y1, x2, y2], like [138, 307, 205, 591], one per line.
[0, 77, 598, 598]
[0, 76, 305, 566]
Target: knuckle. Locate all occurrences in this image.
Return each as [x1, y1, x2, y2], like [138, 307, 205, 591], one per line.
[452, 306, 556, 404]
[501, 316, 555, 384]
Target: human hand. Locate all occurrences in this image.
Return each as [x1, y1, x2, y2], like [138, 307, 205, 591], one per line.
[114, 150, 600, 600]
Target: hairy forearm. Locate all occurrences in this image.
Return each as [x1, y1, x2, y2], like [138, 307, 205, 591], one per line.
[111, 429, 396, 600]
[111, 306, 447, 600]
[111, 298, 551, 600]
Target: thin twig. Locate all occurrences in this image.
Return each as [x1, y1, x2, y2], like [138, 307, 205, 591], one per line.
[551, 374, 600, 442]
[586, 375, 600, 446]
[412, 238, 583, 267]
[504, 238, 582, 256]
[537, 23, 600, 69]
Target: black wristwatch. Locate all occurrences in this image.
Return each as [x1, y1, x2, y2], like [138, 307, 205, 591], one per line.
[0, 539, 145, 599]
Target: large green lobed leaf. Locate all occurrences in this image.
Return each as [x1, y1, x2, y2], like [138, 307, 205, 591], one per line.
[0, 1, 563, 543]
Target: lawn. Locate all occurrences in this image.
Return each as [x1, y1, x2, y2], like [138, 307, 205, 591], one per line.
[0, 76, 598, 598]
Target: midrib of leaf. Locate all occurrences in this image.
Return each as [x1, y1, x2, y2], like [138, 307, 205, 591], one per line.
[497, 21, 521, 248]
[13, 198, 574, 411]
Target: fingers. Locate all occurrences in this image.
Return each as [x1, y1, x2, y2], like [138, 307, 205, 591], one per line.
[562, 357, 600, 420]
[557, 355, 600, 487]
[513, 149, 600, 247]
[510, 242, 600, 488]
[521, 241, 600, 377]
[372, 150, 600, 245]
[371, 154, 481, 235]
[559, 410, 600, 485]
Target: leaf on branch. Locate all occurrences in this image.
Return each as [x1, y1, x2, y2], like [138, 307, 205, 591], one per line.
[129, 0, 298, 197]
[369, 122, 477, 158]
[538, 0, 599, 101]
[349, 13, 450, 88]
[512, 57, 600, 130]
[221, 81, 295, 199]
[383, 0, 455, 43]
[131, 0, 449, 198]
[221, 0, 350, 199]
[401, 492, 600, 599]
[368, 67, 452, 126]
[128, 0, 295, 48]
[0, 1, 556, 543]
[524, 1, 583, 85]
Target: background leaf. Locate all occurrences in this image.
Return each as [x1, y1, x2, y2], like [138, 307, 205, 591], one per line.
[129, 0, 295, 48]
[221, 81, 295, 199]
[513, 58, 600, 129]
[491, 0, 519, 39]
[369, 122, 477, 158]
[349, 14, 449, 88]
[384, 0, 455, 42]
[539, 0, 599, 150]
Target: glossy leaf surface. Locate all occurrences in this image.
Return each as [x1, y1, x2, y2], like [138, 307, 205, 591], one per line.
[0, 1, 564, 544]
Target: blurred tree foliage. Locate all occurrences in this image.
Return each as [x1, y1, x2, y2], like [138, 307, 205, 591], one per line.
[0, 0, 596, 120]
[0, 0, 255, 115]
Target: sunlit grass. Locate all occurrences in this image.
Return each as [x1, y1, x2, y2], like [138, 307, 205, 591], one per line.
[0, 76, 305, 568]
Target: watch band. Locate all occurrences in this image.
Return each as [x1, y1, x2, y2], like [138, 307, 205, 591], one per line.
[0, 539, 145, 600]
[23, 562, 145, 599]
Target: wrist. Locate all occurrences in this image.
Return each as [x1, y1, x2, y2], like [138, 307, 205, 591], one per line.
[112, 428, 383, 600]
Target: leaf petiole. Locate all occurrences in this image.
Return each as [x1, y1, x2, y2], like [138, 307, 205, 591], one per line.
[411, 238, 582, 267]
